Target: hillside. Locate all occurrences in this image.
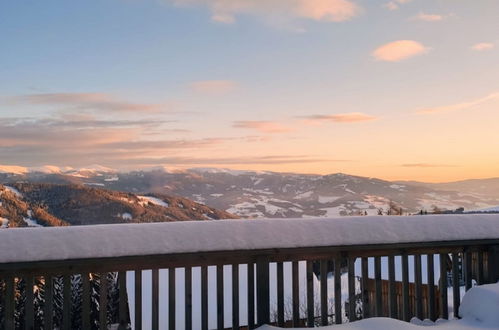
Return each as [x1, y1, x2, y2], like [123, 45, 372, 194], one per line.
[0, 183, 235, 228]
[2, 167, 499, 218]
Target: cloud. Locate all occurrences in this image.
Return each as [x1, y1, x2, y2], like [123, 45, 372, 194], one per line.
[412, 12, 446, 22]
[383, 0, 411, 11]
[300, 112, 377, 124]
[471, 42, 494, 51]
[8, 93, 165, 113]
[401, 163, 457, 168]
[233, 120, 294, 133]
[171, 0, 361, 25]
[190, 80, 237, 94]
[416, 92, 499, 114]
[372, 40, 430, 62]
[127, 154, 350, 166]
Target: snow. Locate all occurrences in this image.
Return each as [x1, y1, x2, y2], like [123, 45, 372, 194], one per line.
[0, 165, 28, 174]
[0, 217, 9, 228]
[24, 211, 42, 227]
[459, 282, 499, 325]
[2, 214, 499, 264]
[476, 205, 499, 212]
[256, 283, 499, 329]
[294, 191, 314, 199]
[138, 196, 169, 208]
[318, 196, 341, 204]
[3, 185, 23, 198]
[120, 213, 133, 221]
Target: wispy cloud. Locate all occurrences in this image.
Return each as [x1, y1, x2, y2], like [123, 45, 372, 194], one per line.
[170, 0, 362, 26]
[233, 120, 294, 133]
[300, 112, 377, 124]
[411, 12, 448, 22]
[416, 92, 499, 114]
[471, 42, 494, 51]
[401, 163, 457, 168]
[372, 40, 430, 62]
[190, 80, 237, 94]
[8, 93, 166, 113]
[383, 0, 411, 11]
[128, 154, 350, 166]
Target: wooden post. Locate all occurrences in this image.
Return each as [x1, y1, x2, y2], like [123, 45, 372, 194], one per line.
[256, 258, 270, 326]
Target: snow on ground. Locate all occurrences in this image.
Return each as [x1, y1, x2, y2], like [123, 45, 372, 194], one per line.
[3, 185, 23, 198]
[138, 196, 169, 208]
[476, 205, 499, 212]
[318, 196, 341, 204]
[257, 282, 499, 330]
[0, 217, 9, 228]
[3, 215, 499, 263]
[294, 191, 314, 199]
[23, 211, 42, 227]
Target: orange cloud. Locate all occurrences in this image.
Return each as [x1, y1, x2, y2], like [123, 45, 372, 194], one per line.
[233, 120, 294, 133]
[171, 0, 361, 25]
[372, 40, 429, 62]
[190, 80, 237, 94]
[301, 112, 377, 124]
[471, 42, 494, 51]
[416, 92, 499, 114]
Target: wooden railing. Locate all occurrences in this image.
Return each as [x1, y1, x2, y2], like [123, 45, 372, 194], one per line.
[1, 217, 499, 329]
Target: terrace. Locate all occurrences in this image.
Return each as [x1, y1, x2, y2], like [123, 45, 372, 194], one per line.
[1, 214, 499, 329]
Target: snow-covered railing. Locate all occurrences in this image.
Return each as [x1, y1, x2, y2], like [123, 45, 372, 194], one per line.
[1, 215, 499, 329]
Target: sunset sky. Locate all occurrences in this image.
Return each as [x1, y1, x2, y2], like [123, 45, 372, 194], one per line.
[1, 0, 498, 182]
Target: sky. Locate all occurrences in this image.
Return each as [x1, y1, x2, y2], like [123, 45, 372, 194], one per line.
[1, 0, 499, 182]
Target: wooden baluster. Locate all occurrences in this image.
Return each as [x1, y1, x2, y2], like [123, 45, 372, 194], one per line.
[306, 260, 314, 327]
[82, 273, 91, 330]
[217, 265, 224, 330]
[133, 270, 142, 330]
[277, 262, 284, 327]
[169, 268, 176, 330]
[439, 254, 449, 319]
[292, 261, 300, 326]
[427, 254, 436, 321]
[99, 273, 108, 330]
[414, 255, 423, 320]
[151, 269, 159, 330]
[374, 256, 382, 317]
[334, 256, 342, 324]
[388, 256, 397, 319]
[361, 257, 369, 319]
[452, 253, 460, 318]
[247, 263, 255, 330]
[118, 271, 128, 329]
[232, 264, 239, 330]
[464, 251, 472, 291]
[320, 260, 328, 326]
[201, 266, 208, 330]
[185, 267, 192, 330]
[477, 252, 484, 285]
[63, 274, 71, 330]
[25, 276, 35, 330]
[4, 276, 15, 330]
[44, 275, 53, 330]
[256, 259, 270, 326]
[348, 256, 356, 322]
[401, 254, 410, 322]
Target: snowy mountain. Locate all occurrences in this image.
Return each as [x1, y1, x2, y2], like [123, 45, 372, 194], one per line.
[0, 183, 235, 228]
[1, 166, 498, 218]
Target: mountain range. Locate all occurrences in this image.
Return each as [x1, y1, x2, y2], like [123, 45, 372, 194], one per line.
[1, 166, 498, 219]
